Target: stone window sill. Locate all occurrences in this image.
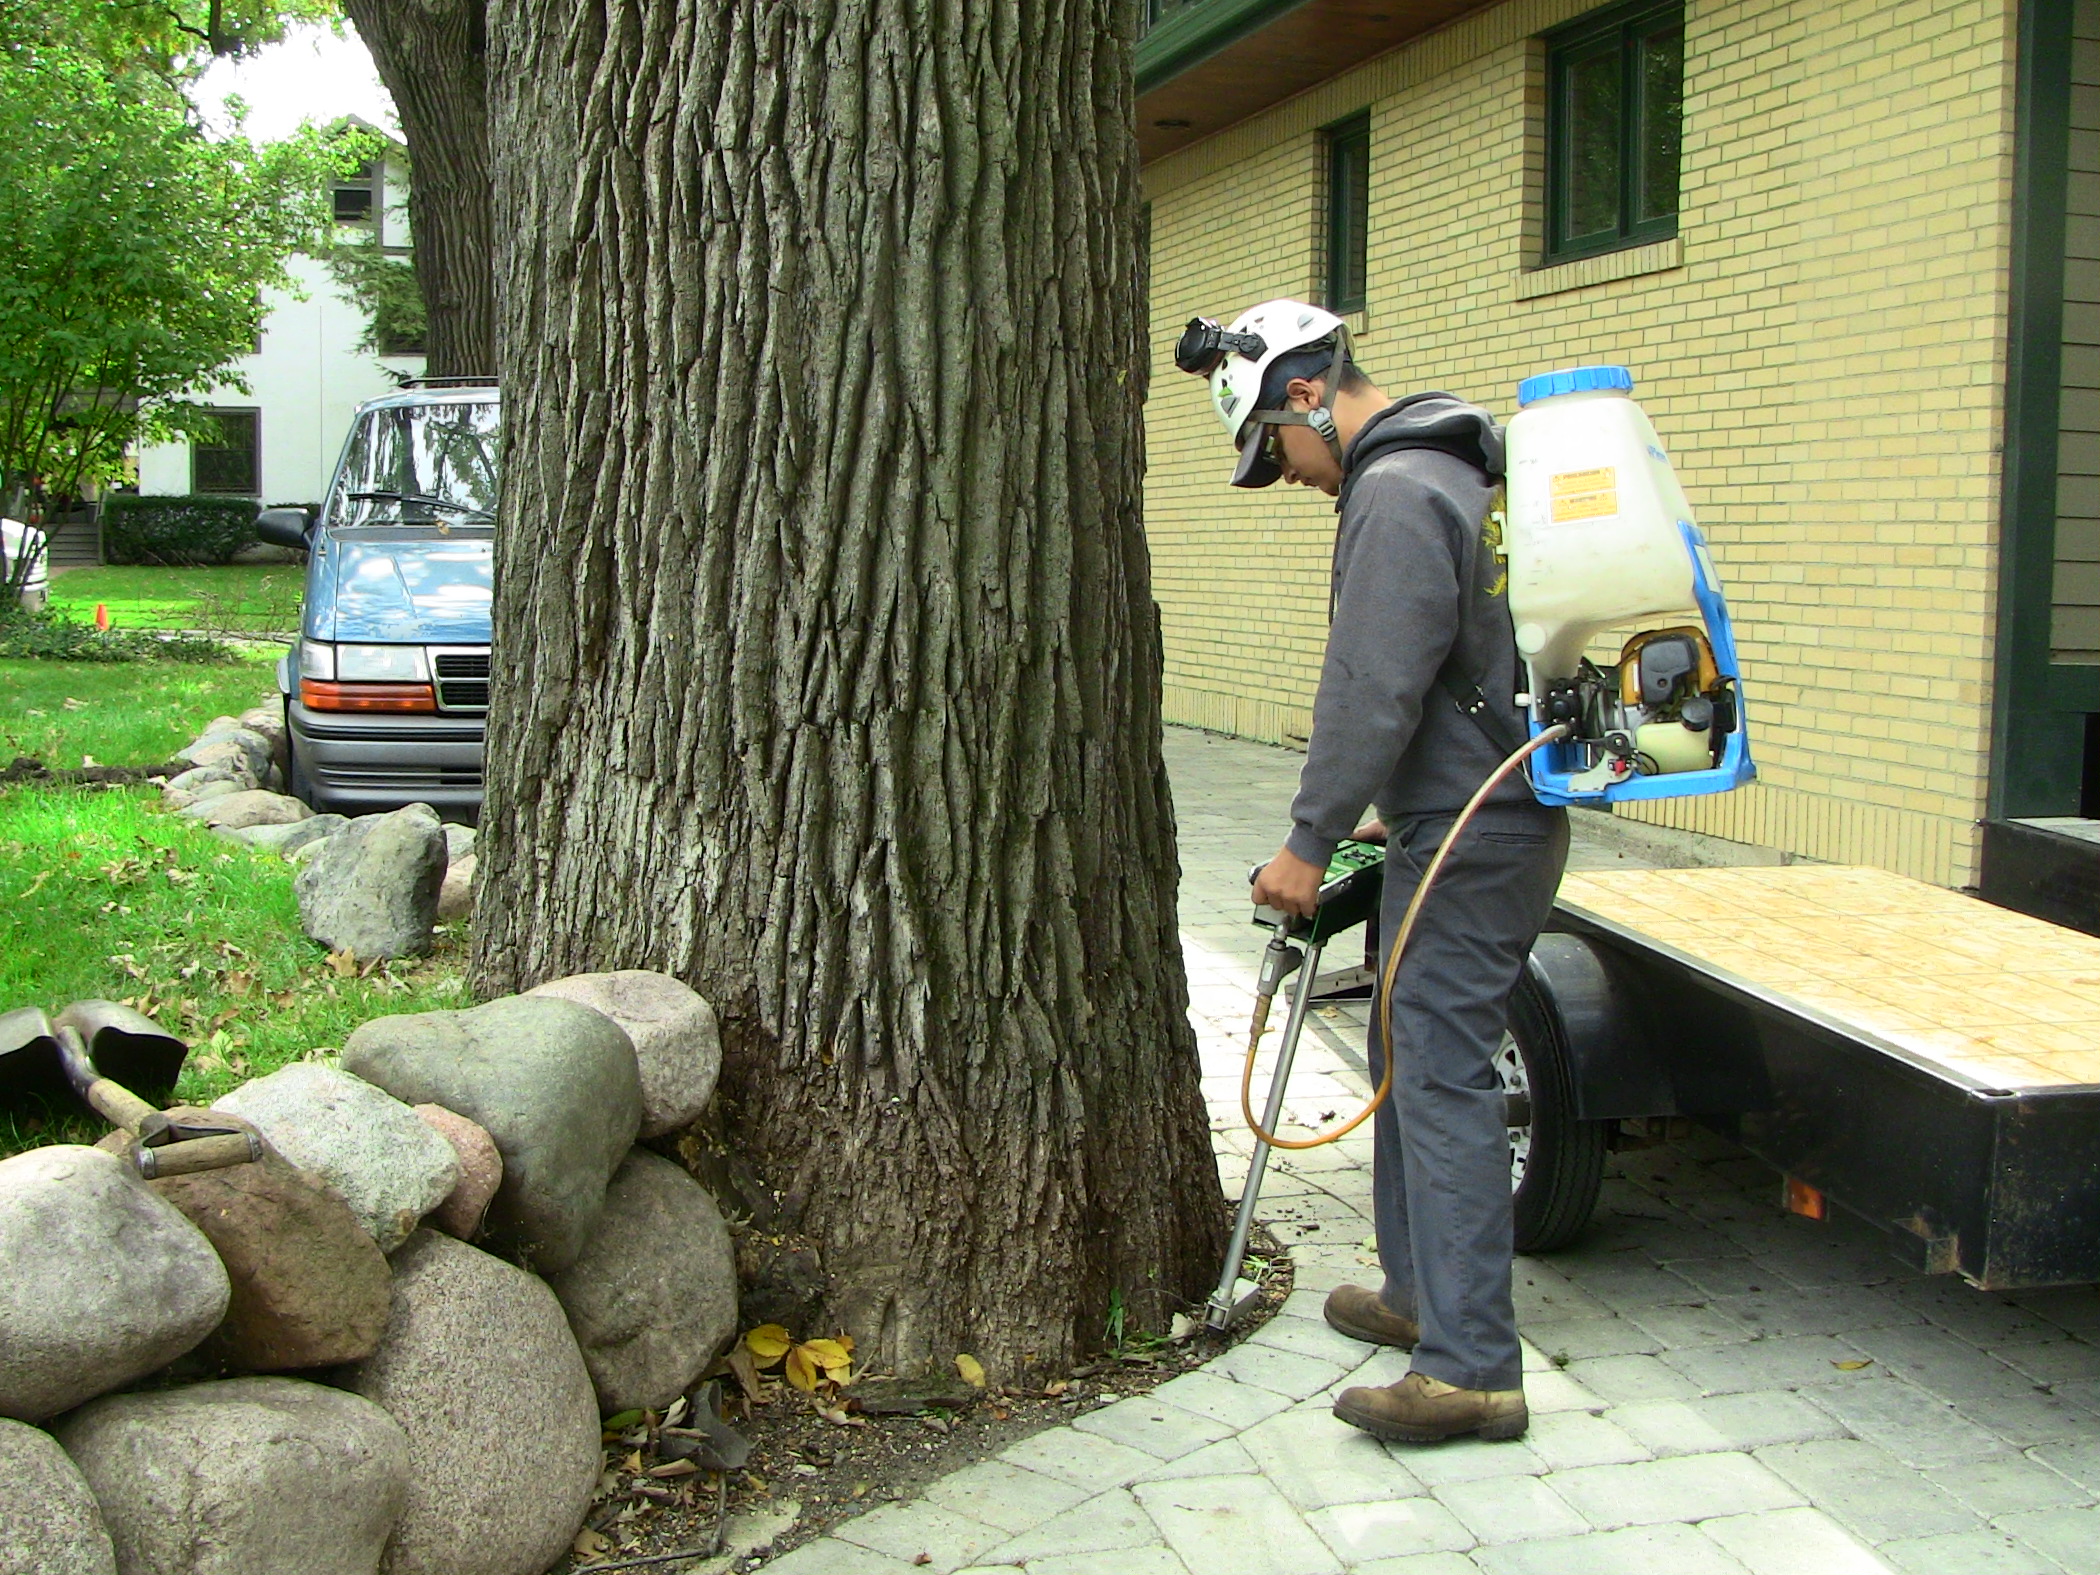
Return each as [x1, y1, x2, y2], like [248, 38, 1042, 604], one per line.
[1515, 237, 1683, 301]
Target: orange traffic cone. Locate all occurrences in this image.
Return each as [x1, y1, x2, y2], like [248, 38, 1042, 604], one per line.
[93, 603, 109, 631]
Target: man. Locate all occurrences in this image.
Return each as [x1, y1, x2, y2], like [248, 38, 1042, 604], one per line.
[1174, 300, 1568, 1443]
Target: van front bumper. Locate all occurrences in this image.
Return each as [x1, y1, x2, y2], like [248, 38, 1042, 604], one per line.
[288, 699, 485, 818]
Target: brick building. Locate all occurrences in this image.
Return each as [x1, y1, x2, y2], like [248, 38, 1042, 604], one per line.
[1137, 0, 2096, 901]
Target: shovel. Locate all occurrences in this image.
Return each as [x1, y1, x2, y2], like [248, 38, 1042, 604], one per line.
[52, 1026, 260, 1178]
[54, 1000, 189, 1103]
[0, 1001, 189, 1108]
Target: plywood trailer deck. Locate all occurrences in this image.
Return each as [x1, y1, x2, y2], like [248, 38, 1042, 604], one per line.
[1516, 865, 2100, 1288]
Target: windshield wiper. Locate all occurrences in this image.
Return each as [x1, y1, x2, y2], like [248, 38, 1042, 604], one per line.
[345, 489, 491, 518]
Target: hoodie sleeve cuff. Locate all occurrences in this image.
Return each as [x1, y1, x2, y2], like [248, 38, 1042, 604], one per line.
[1285, 824, 1338, 872]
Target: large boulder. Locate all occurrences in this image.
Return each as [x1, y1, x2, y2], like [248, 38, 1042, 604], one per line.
[546, 1149, 738, 1414]
[0, 1418, 116, 1575]
[342, 997, 642, 1273]
[213, 1064, 457, 1252]
[525, 970, 721, 1137]
[0, 1146, 228, 1422]
[54, 1379, 409, 1575]
[411, 1104, 502, 1240]
[180, 788, 312, 831]
[148, 1128, 392, 1371]
[178, 726, 274, 782]
[294, 804, 447, 960]
[344, 1232, 599, 1575]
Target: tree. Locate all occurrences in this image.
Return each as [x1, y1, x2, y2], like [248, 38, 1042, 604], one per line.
[0, 44, 337, 506]
[475, 1, 1223, 1377]
[338, 0, 492, 376]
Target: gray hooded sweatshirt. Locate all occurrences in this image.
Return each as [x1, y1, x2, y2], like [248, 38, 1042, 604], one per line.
[1283, 392, 1534, 870]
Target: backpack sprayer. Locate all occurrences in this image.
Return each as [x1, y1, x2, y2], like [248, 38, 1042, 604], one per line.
[1206, 365, 1755, 1328]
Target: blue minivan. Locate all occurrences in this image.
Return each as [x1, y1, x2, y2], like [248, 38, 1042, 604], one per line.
[256, 382, 498, 819]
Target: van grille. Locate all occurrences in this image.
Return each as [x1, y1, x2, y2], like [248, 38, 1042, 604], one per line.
[432, 649, 491, 713]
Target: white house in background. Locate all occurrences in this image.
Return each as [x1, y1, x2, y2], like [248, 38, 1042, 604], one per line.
[136, 123, 425, 506]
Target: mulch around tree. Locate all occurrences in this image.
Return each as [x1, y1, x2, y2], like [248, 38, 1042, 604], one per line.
[548, 1232, 1293, 1574]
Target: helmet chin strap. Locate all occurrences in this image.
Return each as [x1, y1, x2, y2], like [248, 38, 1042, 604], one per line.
[1243, 335, 1352, 466]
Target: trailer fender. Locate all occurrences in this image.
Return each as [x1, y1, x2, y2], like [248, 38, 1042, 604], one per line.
[1519, 933, 1678, 1121]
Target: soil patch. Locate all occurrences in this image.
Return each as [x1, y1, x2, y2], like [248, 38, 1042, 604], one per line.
[2, 755, 183, 787]
[549, 1233, 1293, 1573]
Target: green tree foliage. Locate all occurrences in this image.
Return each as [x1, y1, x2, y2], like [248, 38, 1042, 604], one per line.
[326, 220, 427, 357]
[0, 0, 338, 89]
[0, 42, 341, 504]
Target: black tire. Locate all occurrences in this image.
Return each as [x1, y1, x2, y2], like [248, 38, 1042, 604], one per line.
[285, 712, 316, 810]
[1500, 970, 1608, 1253]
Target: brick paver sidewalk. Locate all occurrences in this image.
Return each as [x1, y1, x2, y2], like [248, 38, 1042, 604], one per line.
[765, 727, 2100, 1575]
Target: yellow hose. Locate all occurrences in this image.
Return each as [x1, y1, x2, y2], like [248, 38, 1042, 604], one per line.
[1241, 725, 1571, 1150]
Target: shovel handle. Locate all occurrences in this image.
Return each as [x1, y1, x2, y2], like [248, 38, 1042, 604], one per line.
[136, 1131, 261, 1179]
[84, 1077, 166, 1141]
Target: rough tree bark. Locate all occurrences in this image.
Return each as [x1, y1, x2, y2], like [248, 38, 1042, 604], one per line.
[340, 0, 495, 377]
[475, 0, 1224, 1377]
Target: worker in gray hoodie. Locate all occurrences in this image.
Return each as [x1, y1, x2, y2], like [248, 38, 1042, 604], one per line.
[1174, 300, 1569, 1442]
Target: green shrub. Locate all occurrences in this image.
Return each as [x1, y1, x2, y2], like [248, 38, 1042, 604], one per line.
[102, 494, 258, 567]
[0, 606, 234, 664]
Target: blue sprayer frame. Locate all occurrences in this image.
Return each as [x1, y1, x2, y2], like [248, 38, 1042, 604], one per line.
[1524, 519, 1756, 808]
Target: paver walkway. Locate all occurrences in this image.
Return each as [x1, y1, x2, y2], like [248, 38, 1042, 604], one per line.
[766, 726, 2100, 1575]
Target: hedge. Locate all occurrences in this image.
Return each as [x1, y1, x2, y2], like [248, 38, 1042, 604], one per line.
[102, 494, 258, 567]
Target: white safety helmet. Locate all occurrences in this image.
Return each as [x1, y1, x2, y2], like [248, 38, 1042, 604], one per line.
[1173, 299, 1351, 488]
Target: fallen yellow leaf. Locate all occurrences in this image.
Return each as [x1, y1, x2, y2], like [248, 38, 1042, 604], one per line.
[1832, 1359, 1873, 1371]
[956, 1353, 986, 1389]
[785, 1345, 819, 1392]
[745, 1324, 793, 1364]
[804, 1338, 854, 1378]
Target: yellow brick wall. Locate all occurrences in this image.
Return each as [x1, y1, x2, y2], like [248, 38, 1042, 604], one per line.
[1141, 0, 2017, 888]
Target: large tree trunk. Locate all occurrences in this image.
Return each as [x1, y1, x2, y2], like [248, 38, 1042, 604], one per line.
[475, 0, 1223, 1377]
[341, 0, 495, 378]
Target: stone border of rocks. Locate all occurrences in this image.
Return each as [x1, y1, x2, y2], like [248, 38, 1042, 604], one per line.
[2, 976, 734, 1575]
[157, 706, 479, 958]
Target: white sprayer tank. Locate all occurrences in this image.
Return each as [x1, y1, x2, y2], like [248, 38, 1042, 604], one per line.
[1503, 366, 1699, 680]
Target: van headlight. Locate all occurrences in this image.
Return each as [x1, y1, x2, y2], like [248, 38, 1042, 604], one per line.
[300, 642, 429, 682]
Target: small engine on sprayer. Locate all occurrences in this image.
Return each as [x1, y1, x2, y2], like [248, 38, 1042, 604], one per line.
[1502, 364, 1754, 804]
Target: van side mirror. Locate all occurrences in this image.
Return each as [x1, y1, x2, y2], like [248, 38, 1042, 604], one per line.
[256, 507, 313, 551]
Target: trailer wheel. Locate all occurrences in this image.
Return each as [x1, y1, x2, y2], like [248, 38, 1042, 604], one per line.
[1499, 972, 1608, 1253]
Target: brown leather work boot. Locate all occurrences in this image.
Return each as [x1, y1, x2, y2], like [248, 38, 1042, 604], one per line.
[1322, 1284, 1420, 1348]
[1332, 1371, 1528, 1443]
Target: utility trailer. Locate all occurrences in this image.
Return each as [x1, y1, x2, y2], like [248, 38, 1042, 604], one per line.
[1506, 864, 2100, 1288]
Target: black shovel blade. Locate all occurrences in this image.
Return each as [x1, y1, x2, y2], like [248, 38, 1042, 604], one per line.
[0, 1006, 68, 1106]
[53, 1001, 188, 1102]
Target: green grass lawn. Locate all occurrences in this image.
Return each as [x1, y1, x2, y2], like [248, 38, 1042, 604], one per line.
[0, 786, 470, 1154]
[0, 651, 284, 768]
[49, 564, 304, 636]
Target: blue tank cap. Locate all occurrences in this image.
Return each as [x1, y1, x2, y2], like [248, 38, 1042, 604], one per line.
[1516, 365, 1634, 407]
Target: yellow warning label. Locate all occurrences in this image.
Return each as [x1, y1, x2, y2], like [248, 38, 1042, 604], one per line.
[1549, 467, 1618, 522]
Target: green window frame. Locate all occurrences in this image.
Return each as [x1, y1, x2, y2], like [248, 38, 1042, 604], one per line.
[1544, 0, 1684, 265]
[1324, 112, 1371, 315]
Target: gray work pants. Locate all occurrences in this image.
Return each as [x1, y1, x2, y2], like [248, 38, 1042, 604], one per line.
[1370, 799, 1569, 1393]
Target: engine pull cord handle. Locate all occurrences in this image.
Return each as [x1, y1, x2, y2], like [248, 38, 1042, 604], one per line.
[1239, 724, 1572, 1150]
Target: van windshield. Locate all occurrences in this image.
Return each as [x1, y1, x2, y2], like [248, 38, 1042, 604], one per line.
[328, 399, 500, 527]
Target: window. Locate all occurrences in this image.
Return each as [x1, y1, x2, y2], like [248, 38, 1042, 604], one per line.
[333, 161, 376, 226]
[1324, 113, 1371, 315]
[193, 409, 261, 496]
[1544, 0, 1683, 264]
